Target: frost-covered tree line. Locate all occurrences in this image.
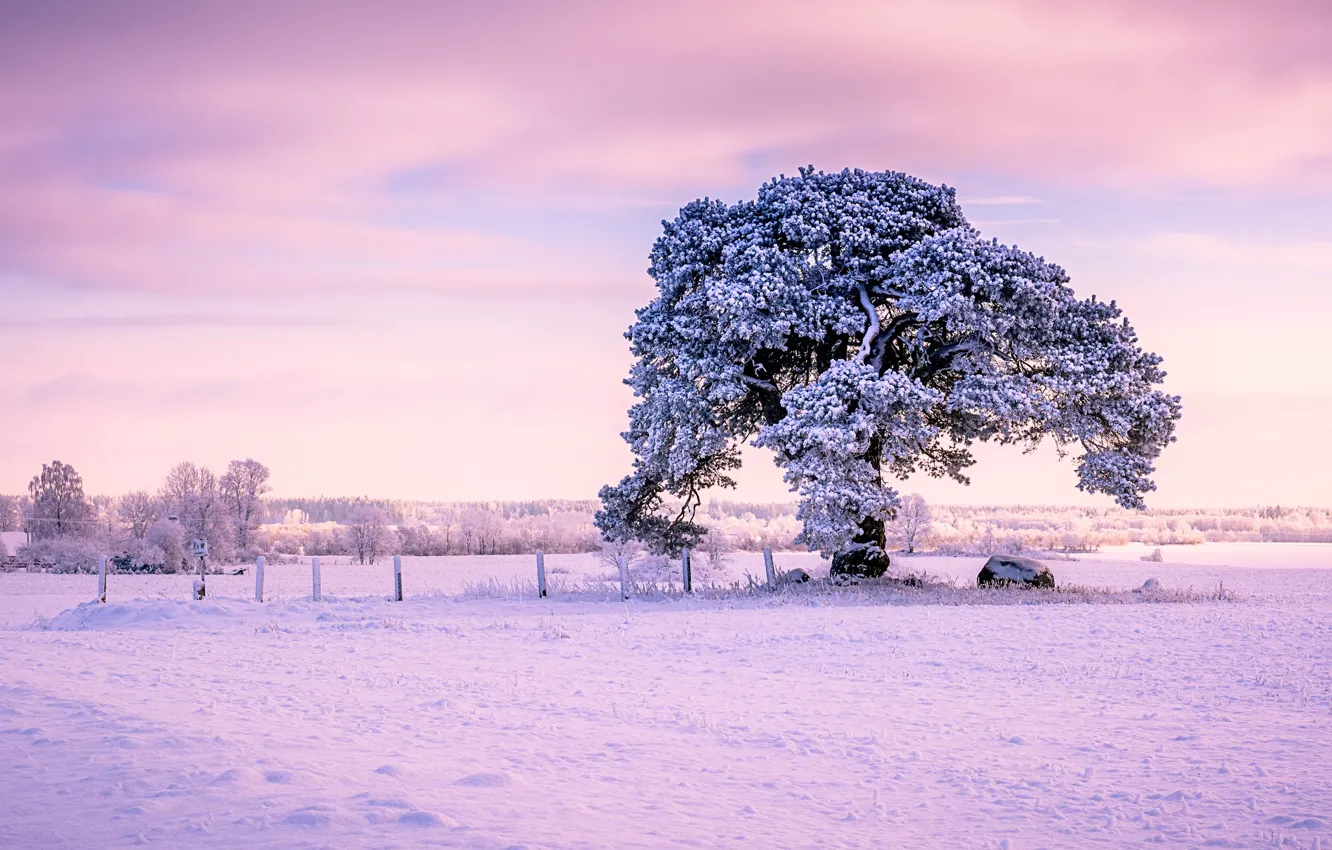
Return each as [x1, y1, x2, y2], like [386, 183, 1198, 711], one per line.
[4, 466, 1331, 572]
[3, 459, 272, 573]
[596, 167, 1181, 577]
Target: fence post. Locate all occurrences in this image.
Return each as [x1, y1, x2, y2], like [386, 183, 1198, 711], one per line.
[536, 551, 547, 598]
[681, 547, 692, 594]
[312, 557, 321, 602]
[616, 554, 629, 601]
[255, 555, 265, 603]
[97, 555, 107, 603]
[763, 548, 776, 589]
[393, 554, 403, 601]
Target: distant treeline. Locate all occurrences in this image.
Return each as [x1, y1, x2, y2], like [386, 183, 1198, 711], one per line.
[9, 464, 1332, 573]
[252, 500, 1332, 559]
[264, 497, 601, 526]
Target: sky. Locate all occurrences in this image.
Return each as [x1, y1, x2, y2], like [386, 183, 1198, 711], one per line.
[2, 0, 1330, 507]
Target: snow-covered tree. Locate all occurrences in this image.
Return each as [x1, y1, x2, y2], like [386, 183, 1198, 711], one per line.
[116, 491, 158, 540]
[699, 525, 732, 569]
[27, 460, 93, 540]
[887, 493, 932, 554]
[139, 518, 187, 572]
[597, 167, 1181, 577]
[0, 495, 20, 532]
[346, 505, 393, 565]
[159, 462, 232, 563]
[220, 458, 271, 553]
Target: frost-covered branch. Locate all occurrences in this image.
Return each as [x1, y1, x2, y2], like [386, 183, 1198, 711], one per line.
[738, 374, 779, 393]
[855, 283, 880, 364]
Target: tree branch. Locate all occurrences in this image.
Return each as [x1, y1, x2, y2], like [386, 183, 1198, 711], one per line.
[855, 284, 880, 364]
[869, 312, 919, 373]
[738, 374, 779, 393]
[915, 336, 990, 380]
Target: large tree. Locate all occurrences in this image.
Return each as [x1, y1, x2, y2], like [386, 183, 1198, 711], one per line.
[117, 491, 158, 540]
[220, 458, 271, 552]
[28, 460, 93, 540]
[159, 462, 232, 562]
[596, 168, 1181, 576]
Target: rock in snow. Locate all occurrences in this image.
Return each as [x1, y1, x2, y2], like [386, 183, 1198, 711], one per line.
[977, 555, 1055, 588]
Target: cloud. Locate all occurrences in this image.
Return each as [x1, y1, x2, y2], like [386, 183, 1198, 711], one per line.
[961, 196, 1043, 206]
[1134, 232, 1332, 271]
[0, 0, 1328, 296]
[0, 313, 343, 331]
[969, 218, 1061, 227]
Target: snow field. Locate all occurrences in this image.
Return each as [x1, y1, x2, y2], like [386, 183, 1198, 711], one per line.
[1, 547, 1330, 848]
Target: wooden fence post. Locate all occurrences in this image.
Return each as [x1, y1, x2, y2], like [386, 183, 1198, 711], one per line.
[681, 547, 692, 593]
[763, 548, 776, 589]
[96, 555, 107, 603]
[255, 555, 265, 602]
[536, 551, 547, 598]
[617, 554, 629, 601]
[312, 557, 321, 601]
[393, 554, 403, 601]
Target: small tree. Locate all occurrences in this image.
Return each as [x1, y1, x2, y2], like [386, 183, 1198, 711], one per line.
[220, 458, 271, 553]
[700, 526, 732, 569]
[887, 493, 932, 554]
[141, 518, 187, 572]
[0, 495, 20, 532]
[457, 508, 502, 555]
[595, 538, 644, 571]
[28, 461, 92, 540]
[160, 462, 200, 520]
[347, 505, 392, 565]
[159, 462, 232, 563]
[117, 491, 158, 540]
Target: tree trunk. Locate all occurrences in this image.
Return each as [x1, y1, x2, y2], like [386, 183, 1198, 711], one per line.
[830, 515, 890, 578]
[829, 435, 891, 579]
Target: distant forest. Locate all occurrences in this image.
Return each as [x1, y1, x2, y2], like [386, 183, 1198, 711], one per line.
[257, 498, 1332, 558]
[7, 458, 1332, 573]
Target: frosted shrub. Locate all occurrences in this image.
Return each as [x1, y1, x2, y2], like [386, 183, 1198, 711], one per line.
[20, 536, 103, 573]
[141, 518, 186, 572]
[632, 554, 677, 586]
[594, 539, 644, 571]
[1141, 547, 1164, 562]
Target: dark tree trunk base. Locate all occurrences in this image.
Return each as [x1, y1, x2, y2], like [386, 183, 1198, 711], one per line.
[830, 547, 891, 579]
[830, 514, 891, 579]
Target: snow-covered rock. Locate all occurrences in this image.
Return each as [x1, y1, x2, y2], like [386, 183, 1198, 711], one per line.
[977, 555, 1054, 588]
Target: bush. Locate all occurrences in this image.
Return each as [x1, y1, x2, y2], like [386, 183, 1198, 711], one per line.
[19, 536, 104, 573]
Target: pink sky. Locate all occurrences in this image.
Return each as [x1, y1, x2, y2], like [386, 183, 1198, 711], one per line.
[2, 0, 1330, 506]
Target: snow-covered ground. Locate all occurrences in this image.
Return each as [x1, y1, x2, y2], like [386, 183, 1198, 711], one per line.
[1, 545, 1329, 848]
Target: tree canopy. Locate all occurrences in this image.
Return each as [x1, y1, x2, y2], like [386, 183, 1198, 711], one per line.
[596, 167, 1181, 575]
[28, 460, 93, 540]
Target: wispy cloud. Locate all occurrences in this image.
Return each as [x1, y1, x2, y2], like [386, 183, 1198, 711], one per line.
[0, 313, 343, 331]
[961, 195, 1043, 206]
[1134, 232, 1332, 271]
[1, 1, 1329, 296]
[970, 218, 1061, 226]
